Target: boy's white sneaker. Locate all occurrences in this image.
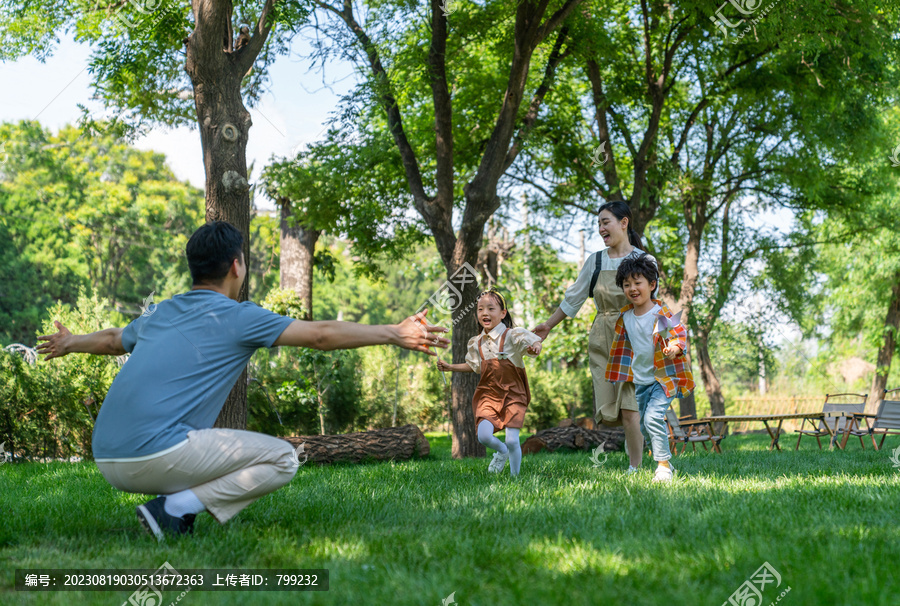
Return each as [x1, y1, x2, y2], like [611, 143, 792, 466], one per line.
[652, 463, 675, 482]
[488, 451, 509, 473]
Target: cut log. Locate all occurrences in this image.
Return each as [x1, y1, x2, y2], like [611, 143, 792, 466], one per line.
[575, 417, 595, 430]
[281, 424, 430, 464]
[557, 417, 596, 430]
[522, 426, 625, 455]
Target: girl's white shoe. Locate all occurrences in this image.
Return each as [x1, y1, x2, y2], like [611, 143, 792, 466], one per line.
[488, 451, 510, 472]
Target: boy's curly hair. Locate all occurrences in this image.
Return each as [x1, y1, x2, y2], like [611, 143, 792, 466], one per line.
[615, 253, 659, 294]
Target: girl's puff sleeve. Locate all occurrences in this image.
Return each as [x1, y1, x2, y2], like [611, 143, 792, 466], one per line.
[465, 335, 481, 373]
[507, 327, 542, 358]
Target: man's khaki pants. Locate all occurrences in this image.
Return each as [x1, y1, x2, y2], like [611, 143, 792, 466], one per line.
[96, 428, 298, 523]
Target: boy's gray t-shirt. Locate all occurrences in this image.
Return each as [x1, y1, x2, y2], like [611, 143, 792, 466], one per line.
[92, 289, 294, 459]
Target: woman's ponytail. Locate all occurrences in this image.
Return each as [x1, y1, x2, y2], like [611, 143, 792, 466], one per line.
[627, 226, 643, 249]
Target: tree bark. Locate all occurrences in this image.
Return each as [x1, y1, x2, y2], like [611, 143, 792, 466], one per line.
[279, 197, 319, 320]
[281, 424, 430, 464]
[521, 425, 625, 454]
[869, 273, 900, 411]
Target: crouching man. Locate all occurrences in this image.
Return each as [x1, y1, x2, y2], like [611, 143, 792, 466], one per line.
[37, 221, 449, 541]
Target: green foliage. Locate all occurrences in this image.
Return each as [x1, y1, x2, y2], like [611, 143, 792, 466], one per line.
[262, 125, 429, 279]
[0, 1, 313, 133]
[0, 120, 204, 345]
[355, 346, 448, 431]
[261, 287, 307, 319]
[248, 209, 281, 302]
[706, 321, 779, 392]
[0, 289, 125, 460]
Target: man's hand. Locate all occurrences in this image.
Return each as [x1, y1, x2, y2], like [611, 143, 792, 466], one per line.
[399, 309, 450, 356]
[36, 321, 73, 360]
[36, 322, 125, 358]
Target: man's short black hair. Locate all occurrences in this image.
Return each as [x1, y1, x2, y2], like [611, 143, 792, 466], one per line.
[615, 253, 659, 292]
[186, 221, 244, 285]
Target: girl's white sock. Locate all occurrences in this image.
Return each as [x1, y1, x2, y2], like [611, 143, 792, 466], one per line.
[505, 428, 521, 475]
[477, 420, 508, 453]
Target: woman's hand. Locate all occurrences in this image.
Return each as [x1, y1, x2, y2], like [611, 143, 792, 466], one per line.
[36, 321, 73, 360]
[531, 323, 551, 341]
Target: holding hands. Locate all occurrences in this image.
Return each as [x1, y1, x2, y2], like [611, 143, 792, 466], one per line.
[531, 323, 551, 341]
[526, 340, 542, 356]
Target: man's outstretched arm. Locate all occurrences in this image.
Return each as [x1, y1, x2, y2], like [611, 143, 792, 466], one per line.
[272, 309, 450, 355]
[36, 321, 126, 360]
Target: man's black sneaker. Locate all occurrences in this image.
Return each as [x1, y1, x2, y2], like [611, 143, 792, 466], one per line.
[136, 496, 195, 541]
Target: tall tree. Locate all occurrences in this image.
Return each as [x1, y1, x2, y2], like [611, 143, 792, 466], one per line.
[304, 0, 583, 456]
[0, 0, 311, 428]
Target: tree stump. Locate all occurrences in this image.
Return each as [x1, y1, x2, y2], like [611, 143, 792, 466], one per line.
[281, 424, 430, 464]
[521, 425, 625, 455]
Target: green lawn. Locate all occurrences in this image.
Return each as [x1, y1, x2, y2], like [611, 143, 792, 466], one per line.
[2, 432, 899, 605]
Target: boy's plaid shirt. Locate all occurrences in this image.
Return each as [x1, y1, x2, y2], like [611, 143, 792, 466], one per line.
[604, 299, 695, 398]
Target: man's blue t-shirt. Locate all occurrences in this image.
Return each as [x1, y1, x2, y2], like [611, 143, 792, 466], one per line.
[92, 289, 294, 459]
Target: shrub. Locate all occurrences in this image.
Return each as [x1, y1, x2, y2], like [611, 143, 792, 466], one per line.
[525, 365, 593, 431]
[0, 289, 125, 460]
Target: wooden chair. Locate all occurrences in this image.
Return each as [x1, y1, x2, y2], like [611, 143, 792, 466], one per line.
[664, 407, 723, 455]
[794, 393, 867, 450]
[840, 388, 900, 450]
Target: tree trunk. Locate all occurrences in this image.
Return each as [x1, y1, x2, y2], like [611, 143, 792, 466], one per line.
[521, 425, 626, 454]
[195, 72, 251, 430]
[695, 330, 727, 434]
[279, 197, 319, 320]
[281, 423, 430, 464]
[185, 0, 276, 430]
[448, 268, 484, 459]
[869, 273, 900, 412]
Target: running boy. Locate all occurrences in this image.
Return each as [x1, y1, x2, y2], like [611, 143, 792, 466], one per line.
[605, 254, 694, 482]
